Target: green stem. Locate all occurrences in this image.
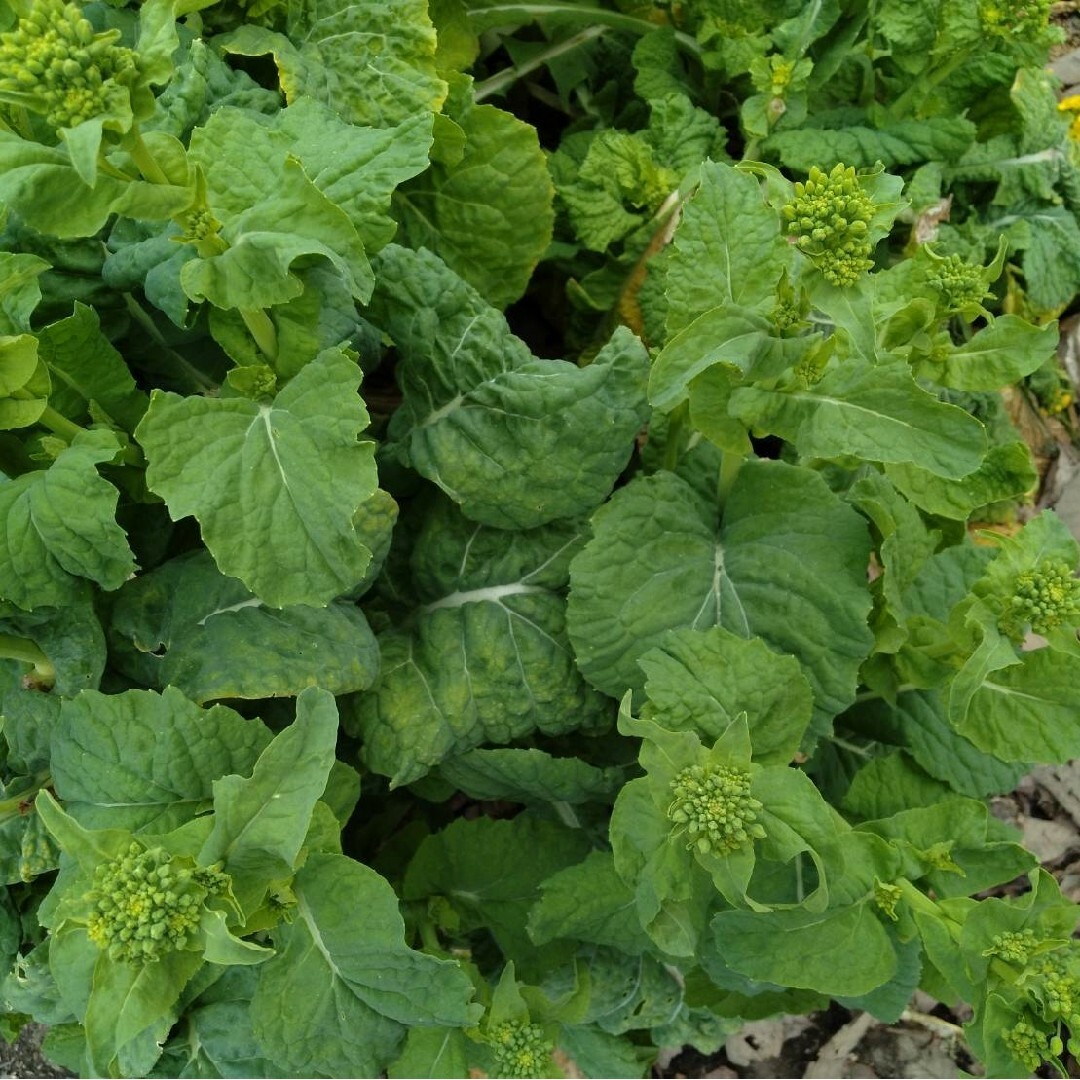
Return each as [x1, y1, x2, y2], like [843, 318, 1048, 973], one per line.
[852, 683, 917, 703]
[888, 49, 971, 120]
[475, 25, 607, 100]
[35, 403, 84, 443]
[240, 308, 279, 363]
[662, 402, 689, 471]
[128, 128, 170, 185]
[717, 450, 744, 512]
[0, 774, 53, 828]
[0, 634, 55, 689]
[466, 3, 701, 55]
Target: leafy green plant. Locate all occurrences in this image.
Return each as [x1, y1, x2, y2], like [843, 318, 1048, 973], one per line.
[1, 0, 1080, 1076]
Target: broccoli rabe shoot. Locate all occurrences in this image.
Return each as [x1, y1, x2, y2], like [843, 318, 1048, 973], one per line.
[985, 928, 1039, 965]
[486, 1020, 554, 1080]
[1000, 559, 1080, 639]
[1027, 948, 1080, 1031]
[0, 0, 136, 131]
[923, 252, 992, 313]
[84, 842, 222, 963]
[978, 0, 1052, 41]
[873, 879, 903, 922]
[1002, 1015, 1061, 1074]
[781, 163, 875, 287]
[667, 761, 766, 856]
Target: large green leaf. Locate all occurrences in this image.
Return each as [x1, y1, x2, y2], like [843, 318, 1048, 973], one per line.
[137, 347, 379, 608]
[347, 497, 609, 786]
[638, 627, 815, 764]
[917, 316, 1057, 392]
[51, 687, 271, 833]
[0, 430, 135, 611]
[0, 252, 48, 334]
[729, 359, 987, 478]
[708, 903, 897, 997]
[251, 853, 480, 1077]
[219, 0, 445, 129]
[373, 246, 649, 528]
[567, 462, 873, 732]
[664, 161, 790, 335]
[184, 109, 372, 309]
[108, 551, 379, 704]
[393, 82, 553, 307]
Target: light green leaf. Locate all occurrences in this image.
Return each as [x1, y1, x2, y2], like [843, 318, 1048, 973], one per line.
[916, 316, 1058, 391]
[219, 0, 445, 128]
[638, 626, 815, 763]
[347, 497, 608, 785]
[199, 689, 339, 908]
[184, 111, 371, 308]
[373, 246, 649, 528]
[567, 462, 873, 733]
[708, 903, 897, 997]
[886, 441, 1037, 520]
[436, 747, 623, 805]
[50, 687, 271, 833]
[199, 909, 274, 966]
[137, 347, 378, 608]
[0, 252, 48, 334]
[0, 132, 192, 239]
[251, 853, 480, 1076]
[108, 550, 380, 704]
[952, 647, 1080, 763]
[664, 161, 790, 335]
[35, 304, 148, 430]
[729, 359, 987, 478]
[393, 82, 553, 307]
[0, 429, 135, 611]
[84, 947, 203, 1077]
[388, 1027, 469, 1080]
[0, 333, 47, 430]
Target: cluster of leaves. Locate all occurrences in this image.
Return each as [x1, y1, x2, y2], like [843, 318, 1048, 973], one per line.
[0, 0, 1079, 1076]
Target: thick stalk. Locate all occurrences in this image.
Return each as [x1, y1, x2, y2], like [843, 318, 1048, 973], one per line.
[240, 308, 279, 364]
[0, 634, 55, 688]
[888, 49, 971, 120]
[127, 127, 171, 185]
[717, 449, 745, 513]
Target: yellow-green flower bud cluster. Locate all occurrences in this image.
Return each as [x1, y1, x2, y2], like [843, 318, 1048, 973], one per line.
[487, 1021, 554, 1080]
[1002, 1015, 1061, 1073]
[782, 164, 875, 287]
[984, 928, 1038, 965]
[0, 0, 136, 131]
[873, 879, 903, 921]
[923, 253, 991, 313]
[978, 0, 1051, 41]
[85, 843, 212, 963]
[667, 762, 766, 855]
[1001, 559, 1080, 638]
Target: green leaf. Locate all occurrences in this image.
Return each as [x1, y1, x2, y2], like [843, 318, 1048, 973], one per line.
[0, 252, 49, 334]
[952, 647, 1080, 763]
[137, 347, 379, 608]
[436, 748, 623, 805]
[35, 304, 148, 430]
[251, 853, 480, 1076]
[664, 161, 791, 335]
[108, 551, 379, 704]
[729, 358, 987, 478]
[198, 688, 339, 908]
[527, 850, 655, 954]
[708, 902, 897, 997]
[886, 440, 1037, 520]
[0, 132, 192, 239]
[394, 80, 553, 307]
[347, 497, 608, 785]
[403, 815, 591, 973]
[388, 1027, 469, 1079]
[764, 117, 977, 171]
[0, 429, 135, 611]
[637, 626, 815, 763]
[567, 462, 873, 733]
[375, 252, 647, 525]
[916, 316, 1058, 391]
[219, 0, 445, 128]
[184, 110, 372, 308]
[50, 687, 271, 833]
[0, 333, 47, 430]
